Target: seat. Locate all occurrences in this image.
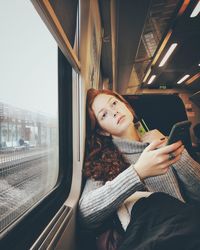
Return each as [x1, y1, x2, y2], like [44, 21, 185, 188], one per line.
[123, 93, 197, 161]
[77, 93, 199, 250]
[193, 123, 200, 146]
[193, 123, 200, 161]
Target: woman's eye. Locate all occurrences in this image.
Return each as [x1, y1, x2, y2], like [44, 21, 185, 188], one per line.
[102, 112, 107, 120]
[112, 100, 118, 106]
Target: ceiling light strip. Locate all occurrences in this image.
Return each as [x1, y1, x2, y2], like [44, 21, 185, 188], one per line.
[178, 0, 191, 15]
[153, 0, 190, 67]
[147, 75, 156, 84]
[143, 68, 151, 82]
[190, 1, 200, 17]
[159, 43, 178, 67]
[186, 72, 200, 84]
[152, 30, 172, 66]
[177, 74, 190, 84]
[142, 0, 190, 83]
[143, 31, 172, 82]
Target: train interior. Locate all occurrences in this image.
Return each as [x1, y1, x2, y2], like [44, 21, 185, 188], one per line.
[0, 0, 200, 249]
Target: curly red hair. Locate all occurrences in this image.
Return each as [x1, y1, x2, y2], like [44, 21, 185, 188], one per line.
[84, 88, 135, 182]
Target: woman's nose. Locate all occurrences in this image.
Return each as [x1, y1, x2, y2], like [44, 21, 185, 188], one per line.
[113, 111, 118, 117]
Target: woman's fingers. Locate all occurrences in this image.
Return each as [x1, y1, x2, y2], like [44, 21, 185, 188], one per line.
[174, 144, 185, 156]
[144, 139, 167, 151]
[162, 144, 185, 162]
[144, 140, 183, 154]
[168, 153, 182, 165]
[156, 140, 183, 155]
[161, 153, 182, 169]
[160, 145, 184, 167]
[135, 140, 184, 179]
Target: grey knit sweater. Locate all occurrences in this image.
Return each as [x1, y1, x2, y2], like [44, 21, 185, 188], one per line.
[79, 138, 200, 228]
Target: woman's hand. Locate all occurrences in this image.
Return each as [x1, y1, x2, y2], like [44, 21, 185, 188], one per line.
[134, 140, 184, 180]
[140, 129, 166, 145]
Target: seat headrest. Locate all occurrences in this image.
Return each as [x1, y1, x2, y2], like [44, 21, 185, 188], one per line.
[123, 94, 188, 135]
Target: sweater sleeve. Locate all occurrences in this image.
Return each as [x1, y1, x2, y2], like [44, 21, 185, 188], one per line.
[173, 149, 200, 202]
[78, 164, 146, 228]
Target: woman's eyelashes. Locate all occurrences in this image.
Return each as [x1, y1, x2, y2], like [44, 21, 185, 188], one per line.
[101, 111, 108, 120]
[111, 100, 118, 107]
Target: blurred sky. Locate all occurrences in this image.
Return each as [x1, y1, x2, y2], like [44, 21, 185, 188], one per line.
[0, 0, 58, 117]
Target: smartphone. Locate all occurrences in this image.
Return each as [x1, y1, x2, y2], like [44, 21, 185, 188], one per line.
[167, 120, 191, 145]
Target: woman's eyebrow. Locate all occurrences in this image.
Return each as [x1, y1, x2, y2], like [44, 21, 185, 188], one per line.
[97, 97, 114, 116]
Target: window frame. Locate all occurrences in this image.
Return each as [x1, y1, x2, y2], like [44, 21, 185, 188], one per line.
[0, 48, 73, 250]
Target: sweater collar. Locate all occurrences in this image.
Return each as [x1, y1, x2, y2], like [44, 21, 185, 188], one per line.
[112, 137, 148, 154]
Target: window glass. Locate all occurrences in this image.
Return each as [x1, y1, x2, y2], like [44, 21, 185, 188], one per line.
[0, 1, 58, 232]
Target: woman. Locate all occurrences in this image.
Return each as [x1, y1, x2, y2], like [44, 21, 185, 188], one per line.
[79, 88, 200, 250]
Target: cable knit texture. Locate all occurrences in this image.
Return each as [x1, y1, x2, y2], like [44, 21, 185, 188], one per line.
[113, 138, 184, 202]
[79, 138, 200, 228]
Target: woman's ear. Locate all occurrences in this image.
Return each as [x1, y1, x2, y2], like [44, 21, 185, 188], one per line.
[96, 129, 110, 137]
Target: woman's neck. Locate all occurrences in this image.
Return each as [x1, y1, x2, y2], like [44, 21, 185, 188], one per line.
[113, 123, 140, 141]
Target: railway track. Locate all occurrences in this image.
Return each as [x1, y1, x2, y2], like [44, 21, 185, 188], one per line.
[0, 149, 57, 232]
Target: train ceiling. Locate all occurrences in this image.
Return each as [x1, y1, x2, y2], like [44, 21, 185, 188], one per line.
[99, 0, 200, 93]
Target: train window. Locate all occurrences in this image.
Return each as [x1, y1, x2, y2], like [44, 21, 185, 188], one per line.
[0, 1, 58, 232]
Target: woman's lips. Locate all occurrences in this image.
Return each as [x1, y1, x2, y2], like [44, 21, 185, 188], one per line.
[117, 115, 125, 124]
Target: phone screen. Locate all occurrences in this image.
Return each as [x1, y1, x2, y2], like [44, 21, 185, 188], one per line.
[167, 120, 191, 145]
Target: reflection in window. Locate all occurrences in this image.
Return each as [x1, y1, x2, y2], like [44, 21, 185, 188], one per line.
[0, 1, 58, 232]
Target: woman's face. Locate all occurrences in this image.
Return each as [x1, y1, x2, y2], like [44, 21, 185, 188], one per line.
[92, 94, 134, 137]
